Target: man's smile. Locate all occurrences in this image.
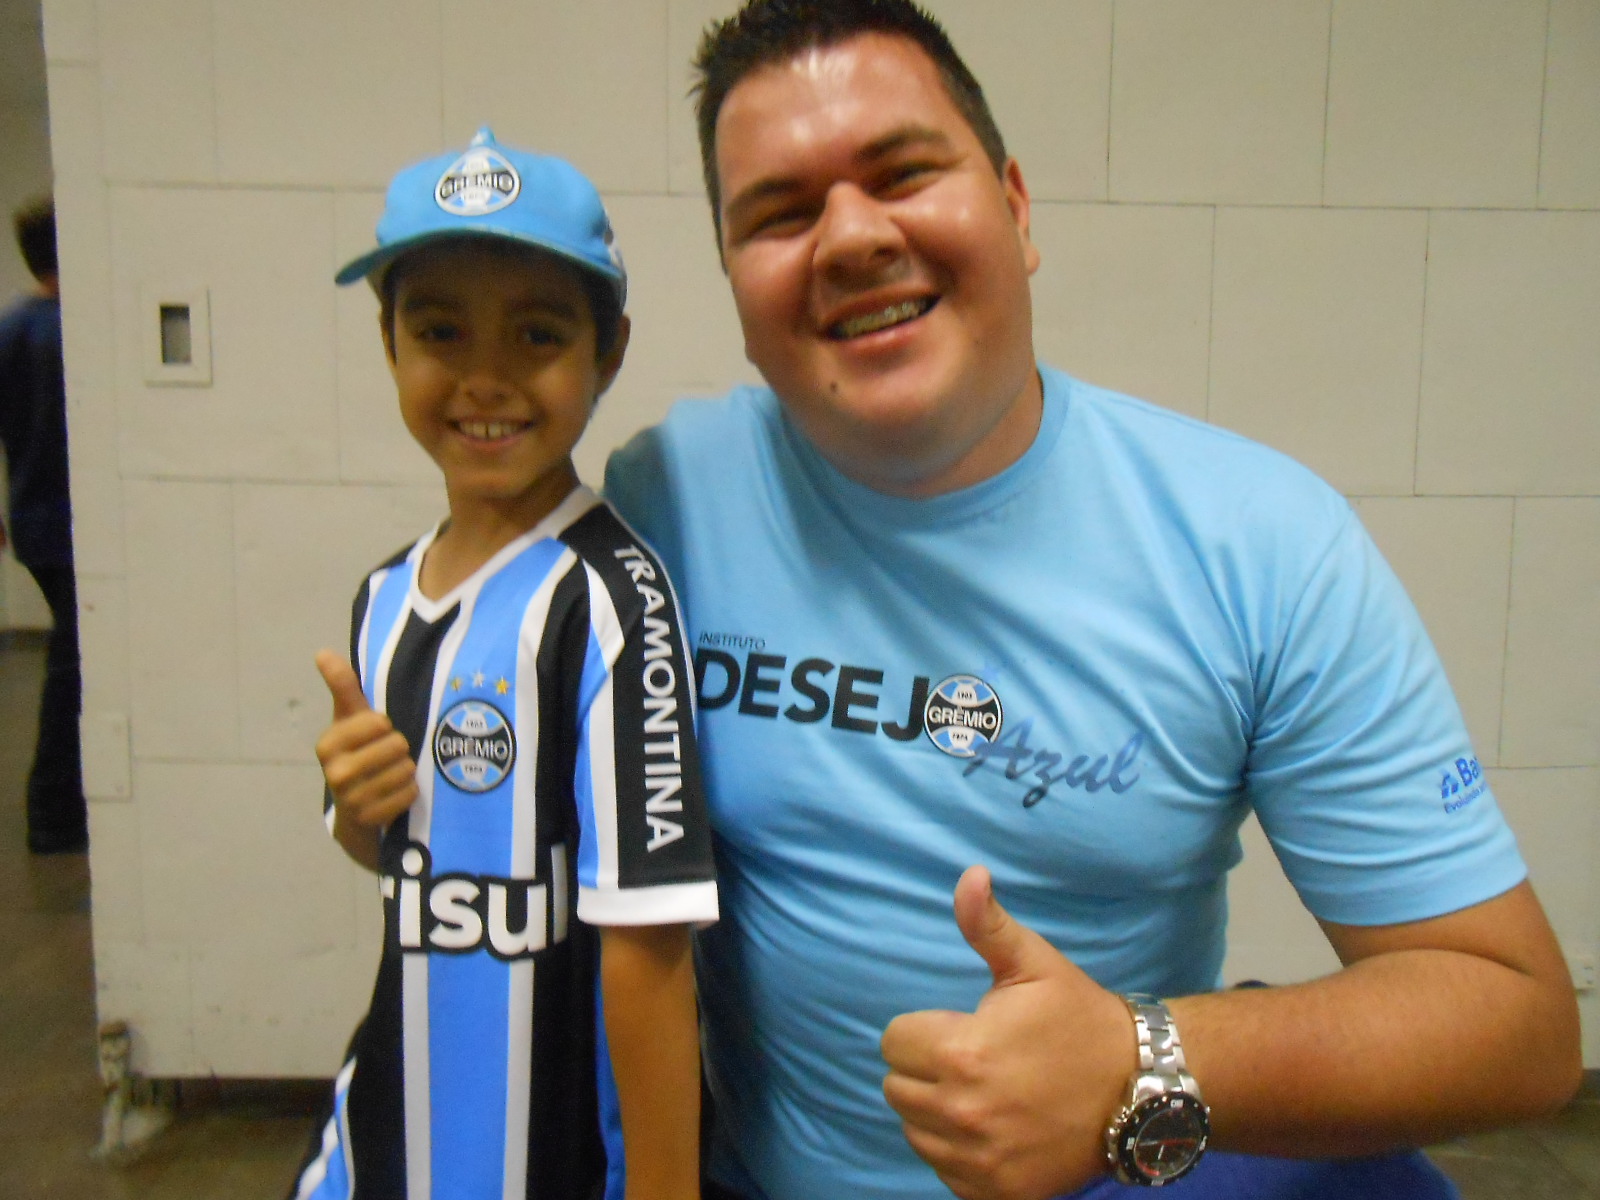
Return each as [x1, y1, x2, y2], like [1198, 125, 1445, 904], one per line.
[827, 296, 936, 340]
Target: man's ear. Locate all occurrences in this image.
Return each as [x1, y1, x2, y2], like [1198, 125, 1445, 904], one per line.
[594, 314, 632, 401]
[1002, 157, 1040, 276]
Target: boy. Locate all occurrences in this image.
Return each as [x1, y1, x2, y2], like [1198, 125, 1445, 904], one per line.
[294, 129, 717, 1200]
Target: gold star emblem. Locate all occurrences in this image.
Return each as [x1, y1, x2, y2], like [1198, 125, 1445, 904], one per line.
[496, 677, 510, 695]
[450, 676, 463, 691]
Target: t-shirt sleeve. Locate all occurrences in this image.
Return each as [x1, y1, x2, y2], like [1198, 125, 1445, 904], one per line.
[562, 505, 718, 929]
[1246, 510, 1524, 926]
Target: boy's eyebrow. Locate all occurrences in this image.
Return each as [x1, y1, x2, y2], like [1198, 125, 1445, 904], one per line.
[397, 292, 583, 319]
[722, 124, 956, 227]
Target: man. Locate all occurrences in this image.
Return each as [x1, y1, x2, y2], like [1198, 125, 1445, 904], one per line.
[605, 3, 1581, 1198]
[0, 198, 86, 855]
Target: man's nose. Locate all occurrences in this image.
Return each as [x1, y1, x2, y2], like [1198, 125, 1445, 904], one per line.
[813, 183, 907, 281]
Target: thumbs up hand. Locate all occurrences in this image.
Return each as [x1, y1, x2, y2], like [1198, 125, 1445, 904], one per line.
[880, 866, 1135, 1200]
[313, 648, 418, 848]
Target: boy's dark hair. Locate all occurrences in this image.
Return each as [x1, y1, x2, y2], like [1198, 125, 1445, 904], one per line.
[691, 0, 1008, 241]
[13, 197, 57, 281]
[377, 239, 623, 360]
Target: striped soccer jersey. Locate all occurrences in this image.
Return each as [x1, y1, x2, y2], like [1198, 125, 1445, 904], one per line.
[295, 487, 718, 1200]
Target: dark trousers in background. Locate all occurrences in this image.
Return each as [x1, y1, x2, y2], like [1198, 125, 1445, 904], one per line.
[21, 560, 85, 851]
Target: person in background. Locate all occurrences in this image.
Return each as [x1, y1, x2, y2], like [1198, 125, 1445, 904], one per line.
[0, 197, 86, 856]
[604, 3, 1582, 1198]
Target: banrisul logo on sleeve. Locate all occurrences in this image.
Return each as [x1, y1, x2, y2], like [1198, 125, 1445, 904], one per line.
[434, 699, 516, 792]
[435, 145, 520, 216]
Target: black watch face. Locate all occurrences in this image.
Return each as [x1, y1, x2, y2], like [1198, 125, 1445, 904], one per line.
[1119, 1094, 1210, 1184]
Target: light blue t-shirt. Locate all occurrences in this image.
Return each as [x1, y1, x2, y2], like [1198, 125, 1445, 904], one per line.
[605, 367, 1522, 1200]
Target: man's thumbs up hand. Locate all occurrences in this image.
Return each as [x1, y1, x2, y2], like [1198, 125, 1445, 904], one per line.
[314, 649, 418, 838]
[880, 866, 1134, 1200]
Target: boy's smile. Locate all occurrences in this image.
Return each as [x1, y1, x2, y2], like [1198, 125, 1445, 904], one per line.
[384, 241, 627, 540]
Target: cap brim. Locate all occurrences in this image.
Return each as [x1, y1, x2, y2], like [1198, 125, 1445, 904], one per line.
[334, 229, 624, 303]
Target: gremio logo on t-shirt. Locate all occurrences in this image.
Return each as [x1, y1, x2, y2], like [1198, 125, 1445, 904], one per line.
[923, 675, 1004, 758]
[434, 699, 516, 793]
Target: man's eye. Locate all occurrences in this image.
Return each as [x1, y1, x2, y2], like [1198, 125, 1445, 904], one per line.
[521, 326, 565, 347]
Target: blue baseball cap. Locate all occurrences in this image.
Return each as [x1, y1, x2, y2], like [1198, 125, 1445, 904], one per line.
[335, 127, 626, 315]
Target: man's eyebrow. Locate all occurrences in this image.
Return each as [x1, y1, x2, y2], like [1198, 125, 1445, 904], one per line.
[723, 125, 956, 225]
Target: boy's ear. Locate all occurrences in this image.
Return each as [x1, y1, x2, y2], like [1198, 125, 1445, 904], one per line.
[379, 310, 397, 364]
[594, 314, 631, 401]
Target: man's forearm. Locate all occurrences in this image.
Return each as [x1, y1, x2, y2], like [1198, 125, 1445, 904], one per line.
[1172, 881, 1581, 1156]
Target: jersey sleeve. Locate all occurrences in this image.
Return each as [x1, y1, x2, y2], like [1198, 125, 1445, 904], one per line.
[561, 503, 718, 929]
[1246, 510, 1525, 925]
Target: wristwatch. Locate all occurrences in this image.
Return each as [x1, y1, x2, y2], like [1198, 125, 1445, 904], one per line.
[1104, 993, 1210, 1186]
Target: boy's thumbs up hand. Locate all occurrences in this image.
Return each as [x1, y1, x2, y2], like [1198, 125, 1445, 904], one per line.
[880, 866, 1134, 1200]
[317, 649, 372, 720]
[314, 648, 418, 833]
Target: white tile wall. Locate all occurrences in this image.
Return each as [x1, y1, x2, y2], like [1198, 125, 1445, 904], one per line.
[213, 0, 443, 188]
[1209, 207, 1427, 496]
[1501, 499, 1600, 769]
[1493, 768, 1600, 951]
[440, 0, 670, 194]
[1109, 0, 1330, 205]
[1352, 497, 1514, 761]
[77, 572, 130, 787]
[233, 483, 445, 764]
[109, 187, 341, 483]
[123, 480, 239, 761]
[1541, 0, 1600, 210]
[86, 799, 145, 946]
[40, 0, 96, 64]
[332, 192, 441, 485]
[191, 940, 374, 1075]
[1418, 211, 1600, 497]
[134, 761, 352, 954]
[667, 0, 742, 196]
[927, 0, 1113, 202]
[1324, 0, 1546, 208]
[93, 940, 198, 1076]
[98, 0, 216, 185]
[1030, 203, 1213, 419]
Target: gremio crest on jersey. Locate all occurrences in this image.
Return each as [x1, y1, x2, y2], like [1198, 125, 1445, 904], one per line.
[434, 699, 516, 793]
[434, 146, 520, 216]
[924, 674, 1004, 759]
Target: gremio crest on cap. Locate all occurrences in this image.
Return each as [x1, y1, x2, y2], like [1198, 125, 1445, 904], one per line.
[435, 145, 520, 217]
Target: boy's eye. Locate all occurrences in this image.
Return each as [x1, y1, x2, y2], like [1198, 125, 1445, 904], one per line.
[413, 321, 463, 343]
[520, 325, 568, 348]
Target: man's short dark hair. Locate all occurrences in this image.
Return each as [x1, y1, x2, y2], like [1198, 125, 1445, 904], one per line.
[13, 197, 57, 282]
[692, 0, 1008, 243]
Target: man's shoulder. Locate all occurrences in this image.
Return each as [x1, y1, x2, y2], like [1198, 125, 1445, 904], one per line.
[1049, 368, 1351, 531]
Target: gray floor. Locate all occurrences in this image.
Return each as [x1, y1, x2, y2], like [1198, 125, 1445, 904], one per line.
[0, 635, 1597, 1198]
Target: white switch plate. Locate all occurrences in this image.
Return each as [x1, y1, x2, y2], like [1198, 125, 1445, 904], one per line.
[140, 284, 212, 386]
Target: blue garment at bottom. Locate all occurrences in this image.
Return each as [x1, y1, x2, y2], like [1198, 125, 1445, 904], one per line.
[1070, 1149, 1459, 1199]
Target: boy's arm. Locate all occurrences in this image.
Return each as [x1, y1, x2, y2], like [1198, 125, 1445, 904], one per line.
[314, 648, 418, 874]
[601, 922, 701, 1200]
